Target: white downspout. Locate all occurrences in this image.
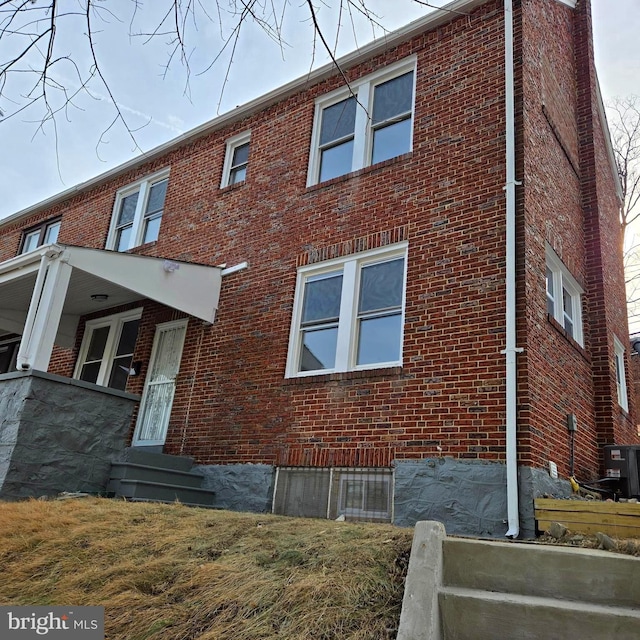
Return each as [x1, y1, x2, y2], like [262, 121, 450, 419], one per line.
[502, 0, 523, 538]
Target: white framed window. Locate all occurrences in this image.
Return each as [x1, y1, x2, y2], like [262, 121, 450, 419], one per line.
[545, 244, 584, 346]
[307, 57, 416, 186]
[614, 336, 629, 412]
[74, 309, 142, 391]
[221, 131, 251, 187]
[20, 218, 61, 254]
[0, 336, 20, 373]
[286, 242, 408, 377]
[107, 170, 169, 251]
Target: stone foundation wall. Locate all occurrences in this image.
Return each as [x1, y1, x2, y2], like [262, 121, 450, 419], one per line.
[393, 459, 571, 538]
[195, 459, 570, 538]
[0, 371, 139, 499]
[197, 463, 274, 513]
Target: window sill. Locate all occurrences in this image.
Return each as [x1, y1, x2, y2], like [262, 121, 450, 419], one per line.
[219, 180, 246, 193]
[285, 366, 403, 385]
[122, 241, 158, 255]
[306, 152, 413, 193]
[547, 314, 589, 360]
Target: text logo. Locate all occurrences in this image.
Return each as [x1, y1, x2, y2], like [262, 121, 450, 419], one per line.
[1, 607, 104, 639]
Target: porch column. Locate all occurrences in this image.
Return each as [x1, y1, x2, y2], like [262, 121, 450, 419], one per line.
[17, 252, 72, 372]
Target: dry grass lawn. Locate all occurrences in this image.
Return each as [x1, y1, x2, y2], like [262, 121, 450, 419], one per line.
[0, 498, 413, 639]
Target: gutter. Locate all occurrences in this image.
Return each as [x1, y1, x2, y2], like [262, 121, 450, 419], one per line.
[502, 0, 523, 538]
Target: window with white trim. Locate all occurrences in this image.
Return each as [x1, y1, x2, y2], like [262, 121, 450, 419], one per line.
[19, 218, 61, 254]
[221, 131, 251, 187]
[0, 336, 20, 373]
[286, 243, 407, 377]
[545, 245, 584, 346]
[74, 309, 142, 391]
[614, 336, 629, 412]
[307, 57, 416, 186]
[107, 170, 169, 251]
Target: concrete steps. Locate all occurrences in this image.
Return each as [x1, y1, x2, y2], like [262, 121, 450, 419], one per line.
[107, 448, 216, 508]
[442, 537, 640, 608]
[439, 587, 640, 640]
[397, 521, 640, 640]
[118, 447, 195, 471]
[109, 462, 205, 488]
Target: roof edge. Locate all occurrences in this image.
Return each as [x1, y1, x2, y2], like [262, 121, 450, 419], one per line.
[595, 76, 625, 203]
[1, 0, 490, 229]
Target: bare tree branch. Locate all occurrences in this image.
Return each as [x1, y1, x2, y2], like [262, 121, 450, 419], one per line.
[607, 96, 640, 330]
[0, 0, 474, 190]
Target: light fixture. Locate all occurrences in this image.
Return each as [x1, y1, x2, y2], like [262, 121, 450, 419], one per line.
[163, 260, 180, 273]
[91, 294, 109, 301]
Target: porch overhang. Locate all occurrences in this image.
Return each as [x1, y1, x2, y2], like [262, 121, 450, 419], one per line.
[0, 244, 222, 370]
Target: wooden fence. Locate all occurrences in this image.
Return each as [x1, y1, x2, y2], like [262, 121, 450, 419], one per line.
[535, 498, 640, 538]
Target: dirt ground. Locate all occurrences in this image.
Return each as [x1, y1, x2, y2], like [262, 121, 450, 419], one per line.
[536, 529, 640, 557]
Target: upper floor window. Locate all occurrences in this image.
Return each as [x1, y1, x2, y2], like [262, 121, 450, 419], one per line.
[221, 131, 251, 187]
[614, 336, 629, 412]
[545, 244, 584, 346]
[107, 170, 169, 251]
[307, 57, 416, 186]
[285, 242, 408, 377]
[74, 309, 142, 391]
[19, 218, 61, 254]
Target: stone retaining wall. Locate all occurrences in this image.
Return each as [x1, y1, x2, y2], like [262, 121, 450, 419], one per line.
[0, 370, 138, 499]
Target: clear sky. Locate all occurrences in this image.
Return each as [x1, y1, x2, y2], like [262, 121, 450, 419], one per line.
[0, 0, 638, 221]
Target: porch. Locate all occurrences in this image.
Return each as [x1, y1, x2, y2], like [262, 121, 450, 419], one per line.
[0, 244, 224, 499]
[0, 243, 222, 373]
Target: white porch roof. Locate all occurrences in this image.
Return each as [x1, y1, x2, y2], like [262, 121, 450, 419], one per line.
[0, 244, 222, 370]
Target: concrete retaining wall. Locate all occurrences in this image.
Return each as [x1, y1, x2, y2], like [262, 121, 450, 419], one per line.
[0, 370, 139, 499]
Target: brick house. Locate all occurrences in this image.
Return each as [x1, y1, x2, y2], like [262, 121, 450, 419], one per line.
[0, 0, 636, 537]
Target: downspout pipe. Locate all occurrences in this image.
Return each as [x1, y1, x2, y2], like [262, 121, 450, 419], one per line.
[502, 0, 523, 538]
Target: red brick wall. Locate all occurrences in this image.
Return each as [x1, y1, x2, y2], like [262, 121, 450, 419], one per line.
[574, 0, 637, 453]
[516, 0, 638, 481]
[156, 0, 510, 466]
[517, 0, 597, 479]
[2, 0, 634, 475]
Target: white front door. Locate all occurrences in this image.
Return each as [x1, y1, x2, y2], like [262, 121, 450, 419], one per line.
[133, 319, 188, 446]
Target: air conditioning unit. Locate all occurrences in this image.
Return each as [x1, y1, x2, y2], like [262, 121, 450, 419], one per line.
[603, 445, 640, 499]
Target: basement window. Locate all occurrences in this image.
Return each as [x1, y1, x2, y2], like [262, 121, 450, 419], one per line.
[545, 245, 583, 346]
[272, 467, 393, 522]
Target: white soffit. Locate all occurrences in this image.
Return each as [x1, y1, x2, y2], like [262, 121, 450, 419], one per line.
[62, 246, 223, 323]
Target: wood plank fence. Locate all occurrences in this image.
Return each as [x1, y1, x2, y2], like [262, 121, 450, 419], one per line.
[535, 498, 640, 538]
